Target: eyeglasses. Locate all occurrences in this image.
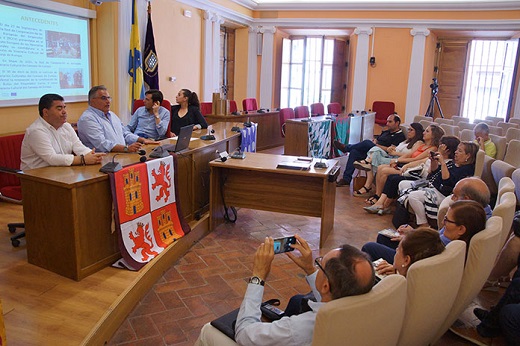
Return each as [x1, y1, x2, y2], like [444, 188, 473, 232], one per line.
[314, 256, 331, 282]
[95, 96, 112, 101]
[443, 215, 458, 225]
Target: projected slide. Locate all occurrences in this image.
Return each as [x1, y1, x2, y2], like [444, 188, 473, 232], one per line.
[0, 2, 91, 106]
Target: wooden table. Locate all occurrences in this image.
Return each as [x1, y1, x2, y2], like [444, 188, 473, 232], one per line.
[204, 111, 284, 151]
[209, 152, 338, 247]
[20, 122, 240, 280]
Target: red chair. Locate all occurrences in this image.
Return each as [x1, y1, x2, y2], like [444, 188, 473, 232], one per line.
[0, 133, 25, 247]
[132, 99, 173, 137]
[242, 98, 258, 112]
[229, 100, 238, 113]
[310, 103, 325, 116]
[327, 102, 342, 115]
[372, 101, 396, 126]
[279, 108, 295, 137]
[294, 105, 310, 119]
[200, 102, 213, 116]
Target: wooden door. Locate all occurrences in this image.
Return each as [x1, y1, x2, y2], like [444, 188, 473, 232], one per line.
[435, 40, 469, 119]
[331, 39, 348, 111]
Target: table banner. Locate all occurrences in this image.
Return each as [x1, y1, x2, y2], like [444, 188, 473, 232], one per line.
[308, 119, 332, 159]
[109, 155, 190, 270]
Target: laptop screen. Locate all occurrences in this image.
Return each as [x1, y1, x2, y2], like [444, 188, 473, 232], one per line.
[172, 125, 193, 152]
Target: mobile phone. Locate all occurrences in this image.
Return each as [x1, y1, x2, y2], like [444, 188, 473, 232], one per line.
[273, 236, 296, 254]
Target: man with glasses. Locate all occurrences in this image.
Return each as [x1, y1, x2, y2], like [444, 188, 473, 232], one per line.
[126, 89, 170, 140]
[216, 234, 375, 345]
[78, 85, 155, 153]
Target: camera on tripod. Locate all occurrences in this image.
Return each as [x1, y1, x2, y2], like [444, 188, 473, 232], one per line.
[430, 78, 439, 95]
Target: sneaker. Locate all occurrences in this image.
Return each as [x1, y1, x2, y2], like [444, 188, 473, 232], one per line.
[473, 308, 490, 322]
[333, 140, 349, 153]
[353, 160, 371, 171]
[363, 205, 381, 214]
[336, 179, 350, 187]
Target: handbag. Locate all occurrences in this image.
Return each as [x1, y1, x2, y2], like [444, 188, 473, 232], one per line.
[402, 164, 424, 179]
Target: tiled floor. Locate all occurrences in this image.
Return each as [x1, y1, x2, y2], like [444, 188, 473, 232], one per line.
[107, 151, 503, 346]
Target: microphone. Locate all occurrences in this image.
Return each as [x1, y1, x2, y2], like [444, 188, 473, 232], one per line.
[243, 117, 252, 127]
[139, 155, 147, 163]
[137, 149, 146, 155]
[200, 125, 216, 140]
[149, 145, 170, 158]
[100, 154, 122, 173]
[216, 150, 228, 162]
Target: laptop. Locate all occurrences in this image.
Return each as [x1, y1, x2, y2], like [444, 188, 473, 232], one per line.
[150, 125, 193, 157]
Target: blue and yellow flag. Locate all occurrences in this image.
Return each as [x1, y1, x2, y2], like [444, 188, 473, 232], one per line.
[129, 0, 145, 110]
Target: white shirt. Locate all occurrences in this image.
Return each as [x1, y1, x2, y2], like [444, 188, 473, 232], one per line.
[21, 116, 92, 171]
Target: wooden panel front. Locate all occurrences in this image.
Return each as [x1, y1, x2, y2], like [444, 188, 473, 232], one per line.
[284, 120, 310, 156]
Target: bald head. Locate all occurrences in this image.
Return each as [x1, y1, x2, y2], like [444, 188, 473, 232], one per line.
[452, 177, 490, 207]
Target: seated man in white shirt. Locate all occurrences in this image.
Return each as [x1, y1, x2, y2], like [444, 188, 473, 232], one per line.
[196, 235, 375, 346]
[127, 89, 170, 140]
[21, 93, 105, 171]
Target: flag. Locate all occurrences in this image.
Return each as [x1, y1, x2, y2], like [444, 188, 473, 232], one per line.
[143, 1, 159, 90]
[129, 0, 145, 110]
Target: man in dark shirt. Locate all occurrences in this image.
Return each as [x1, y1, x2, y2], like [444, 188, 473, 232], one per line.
[335, 114, 405, 186]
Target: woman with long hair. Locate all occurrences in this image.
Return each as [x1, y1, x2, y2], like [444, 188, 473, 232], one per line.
[170, 88, 208, 136]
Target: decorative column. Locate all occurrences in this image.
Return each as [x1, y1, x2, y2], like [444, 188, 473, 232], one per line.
[405, 28, 430, 119]
[259, 26, 276, 110]
[247, 26, 258, 99]
[202, 10, 214, 101]
[352, 27, 372, 112]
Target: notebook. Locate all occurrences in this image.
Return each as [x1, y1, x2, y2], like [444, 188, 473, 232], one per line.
[153, 125, 193, 155]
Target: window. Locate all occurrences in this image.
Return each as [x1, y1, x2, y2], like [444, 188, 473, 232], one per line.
[280, 37, 335, 109]
[461, 39, 518, 121]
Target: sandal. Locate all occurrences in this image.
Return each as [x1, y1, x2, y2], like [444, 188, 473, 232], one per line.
[354, 186, 372, 197]
[365, 195, 379, 205]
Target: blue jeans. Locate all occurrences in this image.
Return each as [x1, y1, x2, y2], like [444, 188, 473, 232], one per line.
[342, 140, 376, 182]
[361, 242, 396, 263]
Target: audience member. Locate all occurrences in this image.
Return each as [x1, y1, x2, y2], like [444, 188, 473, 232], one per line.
[78, 85, 155, 153]
[127, 89, 170, 140]
[334, 114, 405, 187]
[474, 122, 497, 158]
[196, 234, 374, 345]
[353, 122, 424, 198]
[374, 228, 445, 277]
[170, 89, 208, 136]
[21, 93, 105, 170]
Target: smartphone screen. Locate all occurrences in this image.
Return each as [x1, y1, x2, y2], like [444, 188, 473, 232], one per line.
[273, 236, 296, 254]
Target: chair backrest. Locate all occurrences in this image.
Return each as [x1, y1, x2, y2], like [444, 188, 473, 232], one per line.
[327, 102, 341, 115]
[458, 121, 476, 132]
[242, 98, 258, 112]
[0, 133, 24, 193]
[491, 160, 516, 203]
[496, 176, 515, 207]
[413, 115, 431, 123]
[459, 128, 475, 142]
[474, 149, 485, 178]
[310, 102, 325, 116]
[504, 139, 520, 167]
[481, 154, 498, 196]
[294, 105, 310, 119]
[488, 134, 507, 160]
[497, 121, 519, 135]
[419, 119, 433, 130]
[433, 216, 503, 342]
[509, 118, 520, 126]
[372, 101, 395, 125]
[434, 118, 454, 126]
[488, 125, 503, 136]
[439, 124, 459, 137]
[229, 100, 238, 113]
[200, 102, 213, 116]
[485, 116, 504, 125]
[505, 127, 520, 144]
[437, 194, 452, 227]
[513, 168, 520, 204]
[397, 241, 466, 346]
[492, 191, 517, 248]
[451, 116, 470, 126]
[279, 107, 295, 137]
[312, 275, 407, 346]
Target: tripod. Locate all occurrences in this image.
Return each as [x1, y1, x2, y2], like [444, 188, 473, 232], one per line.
[425, 91, 444, 118]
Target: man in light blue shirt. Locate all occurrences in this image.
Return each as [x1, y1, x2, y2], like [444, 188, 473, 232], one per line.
[127, 89, 170, 141]
[77, 85, 154, 153]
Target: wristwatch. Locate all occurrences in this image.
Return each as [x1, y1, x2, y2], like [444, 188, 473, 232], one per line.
[155, 115, 160, 119]
[248, 276, 265, 286]
[123, 145, 128, 152]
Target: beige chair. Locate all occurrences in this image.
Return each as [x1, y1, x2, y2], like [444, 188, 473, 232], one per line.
[509, 118, 520, 126]
[439, 124, 459, 137]
[491, 160, 516, 196]
[474, 149, 485, 178]
[419, 119, 433, 130]
[313, 275, 407, 346]
[481, 154, 498, 196]
[413, 115, 431, 123]
[478, 119, 496, 126]
[497, 121, 519, 136]
[485, 116, 504, 125]
[504, 139, 520, 167]
[496, 176, 515, 206]
[488, 125, 503, 136]
[397, 240, 466, 346]
[435, 118, 454, 126]
[433, 216, 503, 342]
[513, 168, 520, 204]
[492, 192, 517, 248]
[488, 134, 507, 160]
[458, 121, 476, 132]
[505, 127, 520, 143]
[459, 128, 474, 142]
[451, 116, 470, 126]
